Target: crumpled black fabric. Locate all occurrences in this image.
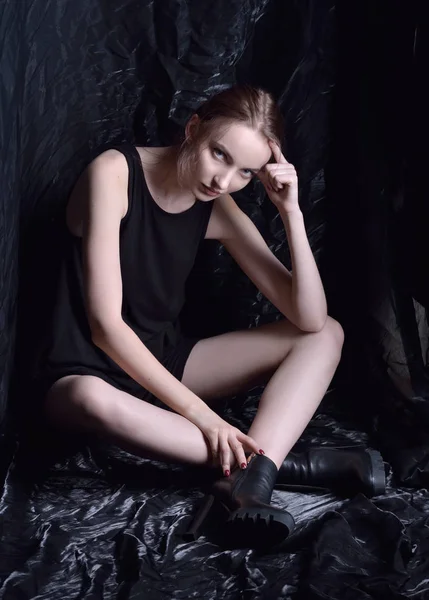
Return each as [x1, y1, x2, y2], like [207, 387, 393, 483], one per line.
[2, 394, 429, 599]
[1, 0, 429, 598]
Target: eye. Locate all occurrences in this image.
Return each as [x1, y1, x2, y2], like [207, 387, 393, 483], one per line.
[213, 147, 225, 160]
[241, 169, 253, 178]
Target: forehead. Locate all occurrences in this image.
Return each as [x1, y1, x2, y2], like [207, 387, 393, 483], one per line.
[211, 122, 272, 169]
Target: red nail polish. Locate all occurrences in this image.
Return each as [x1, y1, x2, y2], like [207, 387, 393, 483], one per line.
[241, 462, 247, 469]
[224, 470, 230, 477]
[259, 449, 265, 455]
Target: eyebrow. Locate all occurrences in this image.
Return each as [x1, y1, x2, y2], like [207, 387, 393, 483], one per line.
[215, 142, 263, 173]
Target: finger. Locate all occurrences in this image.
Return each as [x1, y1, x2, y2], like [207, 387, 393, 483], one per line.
[272, 173, 296, 184]
[208, 434, 220, 466]
[239, 433, 264, 457]
[230, 438, 247, 470]
[271, 170, 297, 191]
[266, 165, 295, 183]
[269, 139, 287, 164]
[268, 168, 296, 181]
[256, 167, 268, 184]
[257, 170, 277, 194]
[268, 172, 284, 193]
[211, 448, 219, 467]
[267, 167, 282, 189]
[265, 163, 294, 174]
[219, 434, 231, 476]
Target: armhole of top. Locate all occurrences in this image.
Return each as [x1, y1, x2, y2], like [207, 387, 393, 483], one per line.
[201, 200, 215, 241]
[110, 144, 143, 226]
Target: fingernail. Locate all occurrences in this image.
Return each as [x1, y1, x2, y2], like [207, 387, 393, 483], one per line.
[241, 462, 247, 469]
[259, 449, 265, 455]
[224, 470, 230, 477]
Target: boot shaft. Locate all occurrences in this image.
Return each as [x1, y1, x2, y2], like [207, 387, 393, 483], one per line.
[278, 447, 385, 497]
[213, 454, 279, 509]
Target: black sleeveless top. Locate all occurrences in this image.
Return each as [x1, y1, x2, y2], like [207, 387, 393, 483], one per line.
[40, 144, 213, 395]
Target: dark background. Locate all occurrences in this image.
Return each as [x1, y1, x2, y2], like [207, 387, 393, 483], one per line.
[1, 0, 429, 598]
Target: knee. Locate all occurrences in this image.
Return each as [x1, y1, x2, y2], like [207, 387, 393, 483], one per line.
[46, 375, 112, 431]
[318, 316, 344, 359]
[75, 376, 110, 416]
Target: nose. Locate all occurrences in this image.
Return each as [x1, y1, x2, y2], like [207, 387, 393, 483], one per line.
[213, 168, 234, 192]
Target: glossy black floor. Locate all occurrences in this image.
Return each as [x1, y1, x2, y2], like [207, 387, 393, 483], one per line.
[1, 385, 429, 600]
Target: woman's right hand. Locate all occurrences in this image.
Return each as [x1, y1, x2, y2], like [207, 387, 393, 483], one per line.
[188, 406, 263, 476]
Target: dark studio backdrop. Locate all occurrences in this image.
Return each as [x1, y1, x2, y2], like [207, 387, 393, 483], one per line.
[0, 0, 429, 598]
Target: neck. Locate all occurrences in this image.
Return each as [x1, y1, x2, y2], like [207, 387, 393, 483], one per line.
[151, 146, 196, 211]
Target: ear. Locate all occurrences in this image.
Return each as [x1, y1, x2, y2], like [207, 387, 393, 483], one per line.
[185, 114, 200, 142]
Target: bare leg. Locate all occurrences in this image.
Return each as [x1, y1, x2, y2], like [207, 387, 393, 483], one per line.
[182, 317, 344, 468]
[45, 317, 343, 469]
[45, 375, 213, 465]
[247, 323, 343, 468]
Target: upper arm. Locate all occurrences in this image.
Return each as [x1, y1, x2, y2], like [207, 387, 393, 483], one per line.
[77, 150, 129, 338]
[206, 195, 294, 319]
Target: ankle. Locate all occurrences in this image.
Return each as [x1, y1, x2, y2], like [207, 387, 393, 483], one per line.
[252, 450, 283, 470]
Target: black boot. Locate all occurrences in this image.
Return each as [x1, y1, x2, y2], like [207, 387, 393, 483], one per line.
[277, 446, 386, 497]
[185, 454, 295, 547]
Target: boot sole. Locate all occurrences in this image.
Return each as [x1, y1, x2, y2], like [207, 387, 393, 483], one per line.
[367, 449, 386, 496]
[184, 495, 295, 547]
[227, 506, 295, 547]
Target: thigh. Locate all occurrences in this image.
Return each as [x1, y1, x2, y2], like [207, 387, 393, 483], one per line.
[181, 319, 302, 400]
[45, 374, 169, 432]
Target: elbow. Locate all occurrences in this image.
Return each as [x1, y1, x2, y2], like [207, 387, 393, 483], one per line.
[90, 317, 124, 349]
[91, 327, 107, 350]
[296, 313, 328, 333]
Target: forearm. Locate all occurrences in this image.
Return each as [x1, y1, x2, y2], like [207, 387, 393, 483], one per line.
[93, 320, 208, 419]
[280, 206, 327, 331]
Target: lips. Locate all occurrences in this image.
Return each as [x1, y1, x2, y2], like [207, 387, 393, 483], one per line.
[201, 183, 222, 197]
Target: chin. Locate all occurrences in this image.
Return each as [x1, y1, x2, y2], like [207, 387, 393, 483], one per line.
[194, 184, 214, 202]
[193, 189, 205, 201]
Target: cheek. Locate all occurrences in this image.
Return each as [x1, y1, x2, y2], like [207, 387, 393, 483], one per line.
[230, 176, 251, 193]
[193, 152, 210, 177]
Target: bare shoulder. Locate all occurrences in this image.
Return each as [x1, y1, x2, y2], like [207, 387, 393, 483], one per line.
[67, 149, 129, 236]
[88, 148, 129, 178]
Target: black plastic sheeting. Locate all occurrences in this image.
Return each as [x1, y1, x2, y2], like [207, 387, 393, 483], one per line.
[1, 0, 429, 598]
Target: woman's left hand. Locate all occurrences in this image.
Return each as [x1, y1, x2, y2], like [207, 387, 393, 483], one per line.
[258, 140, 300, 213]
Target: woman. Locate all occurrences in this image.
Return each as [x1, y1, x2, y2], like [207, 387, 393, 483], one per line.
[41, 85, 385, 547]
